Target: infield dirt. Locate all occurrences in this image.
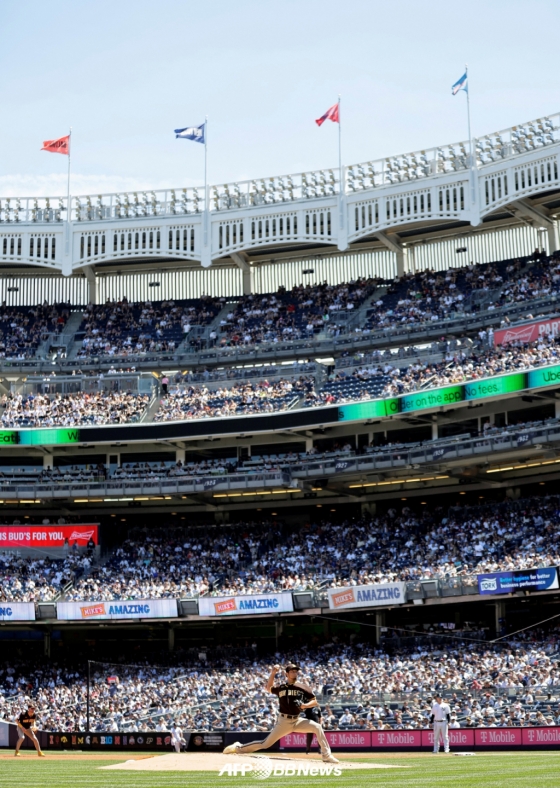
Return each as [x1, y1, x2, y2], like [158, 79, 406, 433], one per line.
[102, 752, 407, 771]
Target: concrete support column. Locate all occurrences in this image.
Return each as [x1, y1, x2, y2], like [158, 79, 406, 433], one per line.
[231, 252, 253, 295]
[275, 619, 284, 650]
[242, 267, 253, 295]
[396, 248, 407, 277]
[431, 419, 438, 440]
[494, 601, 506, 637]
[305, 438, 314, 452]
[168, 627, 175, 652]
[375, 612, 386, 646]
[43, 453, 54, 469]
[176, 448, 186, 464]
[555, 398, 560, 420]
[549, 220, 560, 254]
[84, 266, 97, 304]
[44, 631, 51, 658]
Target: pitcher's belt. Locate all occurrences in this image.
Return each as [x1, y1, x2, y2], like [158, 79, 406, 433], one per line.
[280, 713, 300, 720]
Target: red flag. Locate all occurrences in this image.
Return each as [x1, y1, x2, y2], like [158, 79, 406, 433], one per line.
[315, 103, 339, 127]
[41, 135, 70, 155]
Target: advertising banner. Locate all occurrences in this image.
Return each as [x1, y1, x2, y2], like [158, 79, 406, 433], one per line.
[371, 730, 422, 748]
[494, 316, 560, 346]
[464, 373, 526, 401]
[338, 399, 399, 421]
[0, 602, 35, 621]
[522, 727, 560, 745]
[280, 732, 371, 749]
[56, 599, 178, 621]
[400, 385, 463, 413]
[477, 567, 559, 595]
[527, 364, 560, 390]
[186, 732, 225, 751]
[474, 728, 523, 746]
[18, 428, 81, 446]
[422, 729, 475, 748]
[275, 727, 560, 752]
[327, 582, 406, 611]
[0, 525, 98, 549]
[198, 593, 294, 617]
[46, 732, 172, 750]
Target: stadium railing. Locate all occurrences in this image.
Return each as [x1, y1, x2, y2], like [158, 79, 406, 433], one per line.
[0, 289, 559, 374]
[0, 470, 294, 501]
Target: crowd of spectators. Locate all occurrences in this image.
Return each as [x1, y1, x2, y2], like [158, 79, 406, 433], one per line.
[2, 625, 560, 732]
[75, 296, 221, 358]
[41, 493, 560, 601]
[497, 252, 560, 306]
[216, 279, 375, 347]
[4, 326, 558, 425]
[0, 302, 68, 360]
[0, 391, 150, 427]
[304, 330, 560, 406]
[0, 550, 93, 602]
[64, 523, 278, 602]
[153, 377, 313, 421]
[359, 262, 507, 333]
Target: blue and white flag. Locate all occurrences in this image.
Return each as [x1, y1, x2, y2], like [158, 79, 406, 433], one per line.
[451, 72, 468, 95]
[174, 123, 205, 143]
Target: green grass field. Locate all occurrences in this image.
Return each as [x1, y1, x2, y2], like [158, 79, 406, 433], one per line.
[1, 752, 560, 788]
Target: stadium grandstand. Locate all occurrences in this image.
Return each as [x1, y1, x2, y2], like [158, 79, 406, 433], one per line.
[2, 108, 560, 756]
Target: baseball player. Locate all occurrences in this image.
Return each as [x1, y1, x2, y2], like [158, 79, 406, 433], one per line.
[170, 723, 186, 753]
[430, 693, 451, 754]
[223, 663, 338, 763]
[14, 705, 45, 757]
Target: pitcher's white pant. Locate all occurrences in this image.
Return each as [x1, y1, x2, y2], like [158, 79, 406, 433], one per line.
[235, 714, 331, 757]
[433, 721, 449, 753]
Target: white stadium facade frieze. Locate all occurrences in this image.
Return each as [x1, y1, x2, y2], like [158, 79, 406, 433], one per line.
[0, 113, 559, 291]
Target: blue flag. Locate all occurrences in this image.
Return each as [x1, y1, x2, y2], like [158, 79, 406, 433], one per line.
[174, 123, 205, 143]
[451, 72, 468, 95]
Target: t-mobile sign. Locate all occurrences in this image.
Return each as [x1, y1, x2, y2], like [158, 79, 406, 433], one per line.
[0, 525, 98, 548]
[280, 732, 371, 749]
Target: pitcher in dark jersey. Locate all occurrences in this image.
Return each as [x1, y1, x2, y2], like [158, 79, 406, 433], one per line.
[223, 662, 338, 764]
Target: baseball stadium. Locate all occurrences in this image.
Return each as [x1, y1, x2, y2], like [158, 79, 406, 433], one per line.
[2, 2, 560, 786]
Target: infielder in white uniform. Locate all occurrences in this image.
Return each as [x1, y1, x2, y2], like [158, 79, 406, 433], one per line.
[170, 724, 186, 753]
[430, 693, 451, 754]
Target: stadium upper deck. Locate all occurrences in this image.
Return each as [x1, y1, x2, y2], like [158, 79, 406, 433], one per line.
[0, 112, 559, 283]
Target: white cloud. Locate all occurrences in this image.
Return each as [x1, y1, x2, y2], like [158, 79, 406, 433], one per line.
[0, 173, 202, 198]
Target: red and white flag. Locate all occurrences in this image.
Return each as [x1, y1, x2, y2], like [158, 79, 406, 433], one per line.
[41, 135, 70, 155]
[315, 102, 339, 127]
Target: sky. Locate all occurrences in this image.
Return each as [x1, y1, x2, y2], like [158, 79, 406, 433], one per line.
[1, 0, 559, 198]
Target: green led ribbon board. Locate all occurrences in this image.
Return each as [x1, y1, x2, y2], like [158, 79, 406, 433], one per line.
[400, 385, 464, 413]
[464, 372, 526, 400]
[527, 364, 560, 390]
[0, 431, 18, 445]
[338, 399, 399, 421]
[17, 428, 81, 446]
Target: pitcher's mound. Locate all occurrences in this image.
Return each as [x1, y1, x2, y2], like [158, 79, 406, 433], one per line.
[102, 752, 406, 771]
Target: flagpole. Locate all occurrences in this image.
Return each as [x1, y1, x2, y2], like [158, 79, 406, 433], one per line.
[464, 65, 473, 168]
[65, 127, 72, 256]
[338, 95, 344, 229]
[204, 116, 208, 247]
[463, 64, 478, 211]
